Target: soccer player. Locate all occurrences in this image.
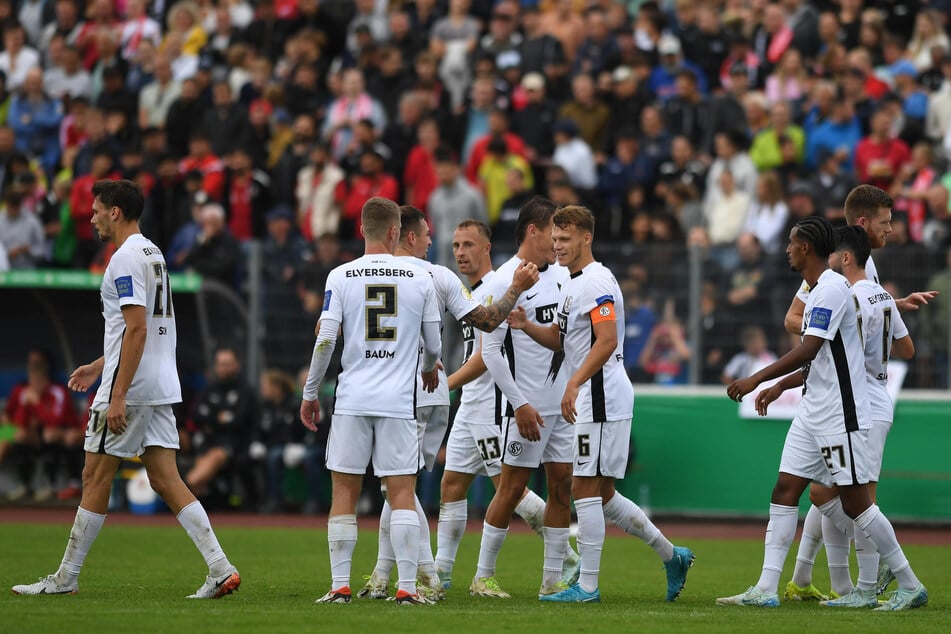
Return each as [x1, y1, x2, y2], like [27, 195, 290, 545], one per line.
[781, 185, 936, 602]
[434, 219, 579, 591]
[508, 206, 695, 603]
[12, 180, 240, 599]
[467, 196, 576, 600]
[717, 216, 927, 610]
[359, 206, 540, 601]
[763, 226, 915, 606]
[300, 197, 442, 606]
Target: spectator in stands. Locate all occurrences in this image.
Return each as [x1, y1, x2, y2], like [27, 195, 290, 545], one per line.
[573, 6, 620, 76]
[119, 0, 162, 62]
[8, 68, 63, 179]
[656, 135, 706, 200]
[381, 92, 426, 179]
[744, 171, 789, 256]
[272, 113, 317, 207]
[806, 94, 863, 172]
[892, 142, 938, 244]
[706, 130, 757, 206]
[519, 5, 566, 78]
[605, 65, 651, 149]
[720, 325, 778, 385]
[283, 60, 326, 119]
[0, 185, 44, 268]
[178, 132, 224, 201]
[478, 2, 522, 64]
[465, 107, 525, 184]
[39, 0, 83, 54]
[428, 145, 485, 268]
[164, 76, 206, 157]
[599, 127, 654, 213]
[185, 346, 256, 500]
[477, 134, 532, 226]
[551, 118, 596, 192]
[0, 22, 40, 94]
[160, 0, 206, 80]
[340, 118, 391, 177]
[639, 314, 691, 385]
[558, 72, 610, 156]
[680, 4, 729, 91]
[295, 141, 344, 242]
[663, 68, 712, 157]
[142, 153, 189, 252]
[0, 349, 80, 501]
[889, 59, 929, 142]
[907, 9, 950, 72]
[510, 72, 556, 164]
[338, 148, 398, 240]
[223, 147, 270, 241]
[322, 67, 386, 162]
[650, 33, 707, 102]
[494, 166, 532, 244]
[182, 202, 241, 287]
[430, 0, 480, 110]
[723, 232, 772, 332]
[806, 148, 853, 223]
[709, 60, 752, 147]
[622, 280, 656, 383]
[782, 179, 820, 238]
[367, 46, 414, 123]
[70, 147, 120, 267]
[924, 246, 951, 388]
[855, 106, 911, 191]
[137, 53, 179, 130]
[403, 116, 440, 213]
[765, 47, 808, 105]
[201, 80, 252, 158]
[262, 204, 311, 372]
[750, 100, 804, 175]
[387, 10, 425, 65]
[44, 44, 92, 100]
[97, 65, 137, 122]
[706, 168, 750, 262]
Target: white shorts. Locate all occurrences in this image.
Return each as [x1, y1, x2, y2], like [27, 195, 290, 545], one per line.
[417, 405, 450, 471]
[84, 405, 179, 459]
[573, 420, 632, 479]
[867, 419, 892, 481]
[326, 414, 419, 477]
[779, 417, 872, 487]
[501, 414, 574, 468]
[444, 419, 504, 478]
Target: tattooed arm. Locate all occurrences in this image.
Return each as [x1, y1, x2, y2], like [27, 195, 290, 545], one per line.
[463, 260, 539, 332]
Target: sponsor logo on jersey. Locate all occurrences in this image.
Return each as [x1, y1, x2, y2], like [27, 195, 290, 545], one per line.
[536, 303, 558, 323]
[115, 275, 134, 298]
[809, 307, 832, 330]
[324, 289, 332, 309]
[508, 441, 522, 456]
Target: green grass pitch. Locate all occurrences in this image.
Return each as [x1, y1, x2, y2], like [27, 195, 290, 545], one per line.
[1, 522, 949, 633]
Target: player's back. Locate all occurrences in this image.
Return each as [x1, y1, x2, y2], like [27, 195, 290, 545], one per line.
[325, 253, 437, 419]
[852, 279, 907, 422]
[456, 271, 497, 424]
[96, 234, 181, 406]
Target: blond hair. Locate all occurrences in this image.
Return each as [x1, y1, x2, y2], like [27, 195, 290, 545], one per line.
[553, 205, 595, 234]
[361, 197, 401, 240]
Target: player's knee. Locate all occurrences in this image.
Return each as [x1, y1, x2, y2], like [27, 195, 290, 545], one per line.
[770, 478, 802, 506]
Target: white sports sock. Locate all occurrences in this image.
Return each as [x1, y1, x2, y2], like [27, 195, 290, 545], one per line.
[514, 489, 546, 537]
[389, 509, 421, 595]
[575, 497, 604, 593]
[542, 526, 569, 587]
[853, 522, 879, 591]
[375, 500, 395, 577]
[854, 505, 920, 591]
[475, 521, 508, 580]
[328, 514, 358, 591]
[176, 501, 232, 577]
[55, 507, 106, 584]
[791, 504, 823, 587]
[755, 504, 798, 595]
[415, 495, 436, 575]
[821, 511, 854, 596]
[435, 499, 467, 578]
[602, 492, 673, 562]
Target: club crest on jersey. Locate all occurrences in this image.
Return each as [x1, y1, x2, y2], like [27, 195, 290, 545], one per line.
[599, 305, 611, 317]
[809, 307, 832, 330]
[115, 275, 134, 298]
[536, 303, 558, 323]
[460, 283, 472, 300]
[507, 441, 523, 456]
[562, 296, 573, 313]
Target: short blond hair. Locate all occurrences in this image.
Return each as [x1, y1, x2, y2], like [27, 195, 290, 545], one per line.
[553, 205, 595, 235]
[361, 197, 401, 240]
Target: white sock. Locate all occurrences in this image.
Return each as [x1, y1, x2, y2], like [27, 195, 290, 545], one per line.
[415, 495, 436, 575]
[435, 499, 467, 578]
[55, 507, 106, 584]
[514, 489, 546, 537]
[791, 504, 823, 587]
[390, 509, 421, 595]
[853, 522, 879, 591]
[602, 492, 673, 562]
[821, 510, 854, 596]
[542, 526, 569, 587]
[375, 500, 395, 577]
[177, 501, 232, 577]
[755, 504, 798, 595]
[328, 514, 358, 591]
[854, 504, 920, 591]
[475, 521, 508, 580]
[575, 497, 604, 593]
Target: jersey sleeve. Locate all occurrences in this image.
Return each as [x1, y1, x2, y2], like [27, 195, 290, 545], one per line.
[579, 270, 618, 315]
[795, 279, 810, 303]
[320, 267, 344, 322]
[437, 265, 479, 320]
[109, 250, 148, 308]
[890, 299, 909, 340]
[422, 275, 441, 323]
[803, 283, 847, 341]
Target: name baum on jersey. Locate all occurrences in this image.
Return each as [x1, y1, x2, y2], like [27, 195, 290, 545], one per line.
[366, 349, 396, 359]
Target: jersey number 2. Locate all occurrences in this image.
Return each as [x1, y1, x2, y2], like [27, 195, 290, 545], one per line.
[365, 284, 397, 341]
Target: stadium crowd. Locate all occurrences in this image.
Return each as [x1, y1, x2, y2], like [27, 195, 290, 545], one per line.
[3, 0, 951, 509]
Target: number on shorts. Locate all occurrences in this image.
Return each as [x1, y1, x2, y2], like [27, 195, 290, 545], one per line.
[821, 445, 845, 470]
[365, 284, 397, 341]
[578, 434, 591, 458]
[477, 437, 501, 461]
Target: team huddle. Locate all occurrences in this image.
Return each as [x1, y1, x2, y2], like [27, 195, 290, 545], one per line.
[9, 182, 932, 611]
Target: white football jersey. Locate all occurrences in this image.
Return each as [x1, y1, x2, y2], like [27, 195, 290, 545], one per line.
[799, 269, 871, 434]
[95, 234, 181, 406]
[558, 262, 634, 422]
[851, 279, 908, 422]
[412, 259, 480, 407]
[797, 254, 879, 302]
[321, 253, 440, 419]
[455, 271, 498, 425]
[482, 256, 569, 418]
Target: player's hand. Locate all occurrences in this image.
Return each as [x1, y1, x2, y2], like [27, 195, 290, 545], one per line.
[68, 363, 102, 392]
[561, 383, 579, 424]
[512, 260, 539, 292]
[898, 290, 938, 312]
[422, 368, 439, 393]
[726, 377, 758, 403]
[514, 403, 544, 441]
[106, 397, 127, 434]
[506, 306, 528, 330]
[755, 385, 783, 416]
[300, 398, 320, 431]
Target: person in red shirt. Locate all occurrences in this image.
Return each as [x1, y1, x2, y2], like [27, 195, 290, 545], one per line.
[403, 117, 440, 213]
[854, 107, 910, 191]
[464, 108, 527, 184]
[223, 147, 271, 241]
[337, 149, 399, 240]
[0, 349, 82, 501]
[69, 149, 121, 268]
[179, 133, 225, 202]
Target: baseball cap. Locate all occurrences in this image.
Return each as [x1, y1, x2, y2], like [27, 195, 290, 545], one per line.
[889, 59, 918, 79]
[658, 34, 682, 56]
[521, 72, 545, 91]
[612, 66, 634, 82]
